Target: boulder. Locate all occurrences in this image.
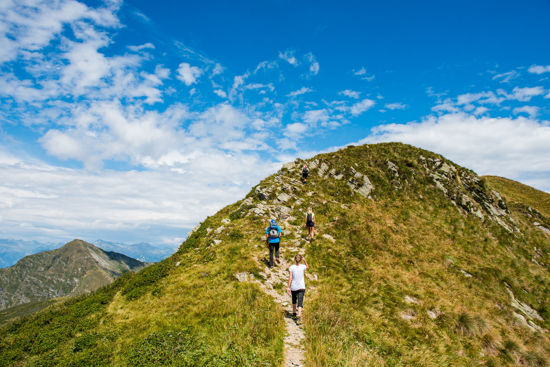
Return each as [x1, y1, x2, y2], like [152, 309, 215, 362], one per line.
[282, 162, 296, 170]
[277, 192, 292, 203]
[387, 160, 399, 177]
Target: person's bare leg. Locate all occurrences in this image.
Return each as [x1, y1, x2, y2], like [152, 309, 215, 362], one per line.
[292, 303, 297, 315]
[297, 306, 303, 318]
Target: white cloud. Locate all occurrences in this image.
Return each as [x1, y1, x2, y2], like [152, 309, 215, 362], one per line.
[359, 112, 550, 191]
[0, 154, 276, 243]
[339, 90, 360, 99]
[177, 62, 203, 86]
[310, 62, 320, 75]
[287, 87, 312, 97]
[279, 50, 298, 66]
[0, 0, 120, 64]
[492, 70, 519, 83]
[211, 63, 224, 76]
[350, 98, 375, 116]
[513, 105, 539, 118]
[284, 122, 308, 139]
[128, 42, 155, 52]
[353, 67, 375, 81]
[509, 86, 544, 101]
[214, 89, 227, 98]
[304, 52, 319, 75]
[528, 65, 550, 74]
[385, 102, 407, 110]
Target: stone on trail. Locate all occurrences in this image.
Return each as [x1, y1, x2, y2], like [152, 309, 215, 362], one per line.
[322, 233, 335, 243]
[234, 272, 251, 282]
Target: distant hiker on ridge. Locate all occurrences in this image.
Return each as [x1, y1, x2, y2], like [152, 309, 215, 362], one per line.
[266, 219, 282, 268]
[302, 164, 309, 184]
[287, 254, 308, 325]
[305, 207, 315, 241]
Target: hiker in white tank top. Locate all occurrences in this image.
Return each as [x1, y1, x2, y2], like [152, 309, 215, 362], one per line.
[287, 254, 308, 324]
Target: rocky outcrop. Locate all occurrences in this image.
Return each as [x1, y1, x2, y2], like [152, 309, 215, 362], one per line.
[419, 155, 516, 232]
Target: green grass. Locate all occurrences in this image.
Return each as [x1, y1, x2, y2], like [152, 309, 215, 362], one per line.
[484, 175, 550, 218]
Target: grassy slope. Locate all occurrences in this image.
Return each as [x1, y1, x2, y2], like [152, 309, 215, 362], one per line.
[484, 176, 550, 218]
[0, 209, 286, 366]
[299, 144, 550, 366]
[1, 143, 549, 367]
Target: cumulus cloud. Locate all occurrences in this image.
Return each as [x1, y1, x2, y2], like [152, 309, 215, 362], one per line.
[177, 62, 203, 86]
[359, 112, 550, 191]
[385, 102, 407, 110]
[214, 89, 227, 98]
[304, 52, 319, 75]
[350, 98, 375, 116]
[509, 86, 544, 101]
[278, 50, 298, 66]
[128, 42, 155, 52]
[513, 105, 539, 118]
[287, 87, 312, 97]
[0, 0, 119, 64]
[339, 90, 360, 99]
[528, 65, 550, 74]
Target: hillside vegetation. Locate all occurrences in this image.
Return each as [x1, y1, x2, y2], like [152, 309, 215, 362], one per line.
[1, 143, 549, 367]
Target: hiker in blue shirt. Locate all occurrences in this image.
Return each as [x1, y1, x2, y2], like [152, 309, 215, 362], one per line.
[265, 219, 282, 268]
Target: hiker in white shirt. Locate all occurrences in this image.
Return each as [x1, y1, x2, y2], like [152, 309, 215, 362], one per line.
[287, 254, 308, 325]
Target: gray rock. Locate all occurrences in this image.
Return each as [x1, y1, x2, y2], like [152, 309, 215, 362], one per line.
[309, 159, 319, 169]
[282, 162, 296, 170]
[404, 295, 420, 304]
[214, 225, 225, 234]
[400, 309, 416, 321]
[318, 162, 330, 177]
[234, 272, 251, 282]
[322, 234, 335, 243]
[387, 160, 399, 177]
[460, 269, 473, 278]
[506, 284, 544, 322]
[427, 308, 441, 320]
[277, 192, 292, 203]
[221, 218, 230, 224]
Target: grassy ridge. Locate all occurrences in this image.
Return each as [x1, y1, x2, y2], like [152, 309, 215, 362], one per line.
[299, 144, 550, 366]
[484, 176, 550, 218]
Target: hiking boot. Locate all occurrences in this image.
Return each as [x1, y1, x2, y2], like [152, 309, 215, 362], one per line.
[296, 318, 302, 326]
[275, 258, 281, 265]
[291, 313, 297, 320]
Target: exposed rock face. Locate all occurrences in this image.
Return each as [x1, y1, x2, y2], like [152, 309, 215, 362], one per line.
[347, 169, 374, 198]
[0, 240, 146, 310]
[419, 155, 516, 232]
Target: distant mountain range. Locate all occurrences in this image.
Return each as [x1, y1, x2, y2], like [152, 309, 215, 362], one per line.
[0, 239, 147, 311]
[0, 238, 179, 268]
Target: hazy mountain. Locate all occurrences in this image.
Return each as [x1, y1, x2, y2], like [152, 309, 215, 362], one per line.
[0, 239, 61, 268]
[1, 143, 549, 366]
[92, 239, 178, 263]
[0, 239, 147, 311]
[0, 239, 178, 268]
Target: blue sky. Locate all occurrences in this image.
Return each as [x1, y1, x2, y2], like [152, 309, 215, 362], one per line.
[1, 0, 549, 247]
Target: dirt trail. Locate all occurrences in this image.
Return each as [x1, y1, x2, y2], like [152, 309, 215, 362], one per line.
[257, 254, 307, 367]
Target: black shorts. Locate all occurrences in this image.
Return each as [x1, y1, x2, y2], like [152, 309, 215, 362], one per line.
[306, 221, 315, 228]
[302, 172, 308, 179]
[291, 289, 305, 308]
